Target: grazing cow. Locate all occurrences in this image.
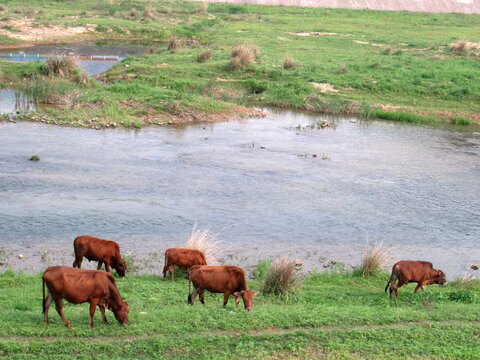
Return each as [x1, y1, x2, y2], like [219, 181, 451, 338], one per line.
[163, 248, 207, 281]
[385, 260, 447, 298]
[73, 235, 127, 277]
[42, 266, 129, 328]
[188, 265, 258, 311]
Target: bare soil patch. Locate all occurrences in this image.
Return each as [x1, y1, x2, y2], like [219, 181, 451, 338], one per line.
[311, 82, 339, 93]
[0, 18, 95, 42]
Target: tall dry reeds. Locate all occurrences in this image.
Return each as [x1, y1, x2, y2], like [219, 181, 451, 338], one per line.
[183, 223, 218, 264]
[168, 37, 187, 53]
[357, 240, 391, 277]
[261, 257, 298, 296]
[197, 49, 211, 63]
[451, 40, 468, 54]
[43, 56, 77, 77]
[283, 56, 297, 70]
[230, 44, 260, 70]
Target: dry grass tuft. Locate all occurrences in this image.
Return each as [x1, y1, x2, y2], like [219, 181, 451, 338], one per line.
[43, 56, 77, 77]
[107, 0, 114, 6]
[261, 257, 298, 296]
[14, 8, 25, 14]
[382, 46, 393, 55]
[143, 7, 152, 18]
[130, 7, 137, 17]
[337, 66, 348, 73]
[197, 49, 211, 63]
[168, 37, 187, 53]
[0, 5, 6, 12]
[450, 272, 479, 289]
[283, 56, 297, 69]
[184, 223, 218, 264]
[197, 1, 208, 14]
[451, 40, 468, 54]
[357, 240, 391, 277]
[230, 44, 260, 70]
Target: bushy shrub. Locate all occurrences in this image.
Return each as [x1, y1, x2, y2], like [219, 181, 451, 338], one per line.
[261, 257, 298, 296]
[355, 241, 390, 277]
[168, 37, 187, 53]
[283, 56, 297, 70]
[197, 49, 211, 63]
[230, 44, 260, 70]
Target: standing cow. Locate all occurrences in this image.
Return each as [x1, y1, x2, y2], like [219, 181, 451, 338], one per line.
[385, 260, 447, 298]
[163, 248, 207, 281]
[188, 265, 259, 310]
[73, 235, 127, 277]
[43, 266, 129, 328]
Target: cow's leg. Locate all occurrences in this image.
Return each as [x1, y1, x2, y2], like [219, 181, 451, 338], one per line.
[393, 279, 408, 298]
[170, 265, 175, 281]
[97, 261, 103, 270]
[104, 258, 111, 273]
[54, 299, 71, 327]
[235, 294, 240, 307]
[98, 305, 108, 324]
[188, 286, 199, 305]
[199, 289, 205, 305]
[223, 291, 231, 307]
[44, 291, 54, 324]
[162, 261, 169, 281]
[414, 282, 425, 293]
[89, 299, 99, 328]
[73, 256, 83, 268]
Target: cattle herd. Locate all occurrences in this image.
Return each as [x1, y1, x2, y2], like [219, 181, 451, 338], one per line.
[41, 235, 448, 328]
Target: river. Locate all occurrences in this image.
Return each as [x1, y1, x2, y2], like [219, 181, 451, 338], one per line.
[0, 109, 479, 277]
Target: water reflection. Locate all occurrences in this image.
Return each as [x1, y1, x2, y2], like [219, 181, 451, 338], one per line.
[0, 89, 35, 114]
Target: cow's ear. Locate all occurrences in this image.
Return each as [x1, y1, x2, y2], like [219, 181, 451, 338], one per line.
[233, 292, 241, 297]
[252, 291, 259, 296]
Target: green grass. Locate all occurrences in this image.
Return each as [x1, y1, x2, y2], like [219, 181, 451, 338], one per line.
[0, 0, 479, 126]
[0, 269, 479, 358]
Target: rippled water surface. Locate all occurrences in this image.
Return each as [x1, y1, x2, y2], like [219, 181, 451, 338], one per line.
[0, 109, 479, 276]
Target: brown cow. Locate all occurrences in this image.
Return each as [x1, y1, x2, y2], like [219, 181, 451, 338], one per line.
[188, 265, 258, 311]
[385, 260, 447, 298]
[42, 266, 129, 328]
[73, 235, 127, 277]
[163, 248, 207, 281]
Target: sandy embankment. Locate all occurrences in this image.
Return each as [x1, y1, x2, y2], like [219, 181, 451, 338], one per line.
[197, 0, 480, 14]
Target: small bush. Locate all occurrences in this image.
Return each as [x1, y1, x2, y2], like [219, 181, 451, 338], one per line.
[168, 37, 187, 53]
[382, 46, 392, 55]
[356, 241, 390, 277]
[261, 257, 298, 296]
[0, 5, 6, 12]
[184, 223, 218, 264]
[337, 66, 348, 73]
[130, 7, 137, 17]
[283, 56, 297, 70]
[450, 273, 479, 289]
[245, 78, 267, 94]
[43, 56, 77, 77]
[14, 8, 25, 14]
[451, 40, 467, 54]
[230, 44, 259, 70]
[450, 116, 472, 125]
[197, 49, 211, 63]
[143, 7, 152, 18]
[253, 259, 271, 279]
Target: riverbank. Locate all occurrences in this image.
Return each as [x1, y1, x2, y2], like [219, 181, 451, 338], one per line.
[0, 0, 479, 126]
[0, 269, 479, 359]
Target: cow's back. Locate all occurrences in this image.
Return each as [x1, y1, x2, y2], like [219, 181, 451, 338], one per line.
[74, 235, 119, 259]
[166, 248, 207, 267]
[44, 266, 112, 303]
[189, 265, 246, 293]
[394, 260, 434, 281]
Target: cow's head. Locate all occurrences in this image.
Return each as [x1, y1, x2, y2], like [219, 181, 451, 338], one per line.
[115, 260, 127, 277]
[233, 289, 259, 311]
[436, 270, 447, 286]
[112, 300, 129, 326]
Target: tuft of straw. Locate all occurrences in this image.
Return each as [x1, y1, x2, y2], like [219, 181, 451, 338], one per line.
[261, 257, 298, 296]
[230, 44, 260, 70]
[184, 223, 218, 264]
[197, 49, 211, 63]
[358, 240, 391, 277]
[43, 56, 77, 77]
[450, 40, 468, 54]
[283, 56, 297, 70]
[168, 37, 187, 53]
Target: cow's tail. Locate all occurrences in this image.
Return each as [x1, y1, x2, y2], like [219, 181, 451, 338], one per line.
[187, 268, 193, 304]
[42, 276, 46, 313]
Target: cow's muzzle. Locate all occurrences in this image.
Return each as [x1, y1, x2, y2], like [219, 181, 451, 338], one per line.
[246, 307, 252, 311]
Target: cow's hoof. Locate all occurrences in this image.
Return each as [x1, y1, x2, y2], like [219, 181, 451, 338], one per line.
[65, 323, 72, 328]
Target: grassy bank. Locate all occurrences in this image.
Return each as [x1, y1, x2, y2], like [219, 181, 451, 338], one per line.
[0, 268, 479, 359]
[0, 0, 479, 126]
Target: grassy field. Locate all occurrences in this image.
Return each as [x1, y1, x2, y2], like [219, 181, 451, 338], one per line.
[0, 0, 479, 126]
[0, 268, 479, 359]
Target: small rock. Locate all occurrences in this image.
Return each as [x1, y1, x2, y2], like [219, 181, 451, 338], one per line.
[295, 259, 303, 269]
[350, 119, 357, 123]
[140, 311, 147, 315]
[322, 154, 329, 160]
[18, 254, 24, 259]
[471, 264, 479, 271]
[260, 146, 266, 149]
[125, 64, 129, 67]
[312, 154, 317, 158]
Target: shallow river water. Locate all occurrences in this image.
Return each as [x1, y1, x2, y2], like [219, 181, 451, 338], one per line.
[0, 109, 479, 277]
